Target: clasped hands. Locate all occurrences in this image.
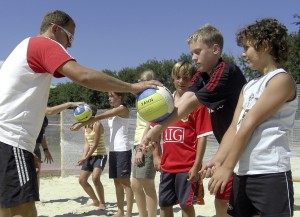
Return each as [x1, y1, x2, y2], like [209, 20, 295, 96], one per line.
[140, 127, 232, 195]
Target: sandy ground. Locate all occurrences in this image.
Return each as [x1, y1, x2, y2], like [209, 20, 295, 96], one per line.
[36, 157, 300, 217]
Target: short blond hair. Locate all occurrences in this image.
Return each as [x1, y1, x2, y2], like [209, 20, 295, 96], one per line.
[171, 61, 196, 79]
[187, 24, 223, 51]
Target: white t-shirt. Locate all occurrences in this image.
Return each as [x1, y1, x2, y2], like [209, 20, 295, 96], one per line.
[0, 36, 74, 153]
[108, 105, 131, 151]
[234, 69, 298, 175]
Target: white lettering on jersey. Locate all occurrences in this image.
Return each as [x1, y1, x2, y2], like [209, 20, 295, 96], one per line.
[209, 105, 224, 113]
[163, 127, 184, 143]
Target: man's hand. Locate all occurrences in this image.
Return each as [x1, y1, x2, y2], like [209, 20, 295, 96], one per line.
[130, 80, 162, 96]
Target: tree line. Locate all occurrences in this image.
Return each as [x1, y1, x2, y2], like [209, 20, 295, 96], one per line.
[48, 16, 300, 109]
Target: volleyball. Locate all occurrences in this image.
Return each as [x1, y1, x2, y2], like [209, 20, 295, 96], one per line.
[74, 104, 92, 122]
[136, 86, 174, 123]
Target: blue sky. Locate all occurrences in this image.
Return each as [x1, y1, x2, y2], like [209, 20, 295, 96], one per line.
[0, 0, 299, 85]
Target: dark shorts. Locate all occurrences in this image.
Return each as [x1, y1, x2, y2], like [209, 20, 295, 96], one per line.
[0, 141, 39, 208]
[109, 150, 132, 179]
[215, 175, 233, 200]
[228, 171, 294, 217]
[159, 171, 204, 208]
[132, 147, 156, 179]
[81, 155, 107, 171]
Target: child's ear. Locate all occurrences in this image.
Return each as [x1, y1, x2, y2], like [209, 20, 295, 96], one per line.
[212, 44, 221, 54]
[262, 40, 271, 52]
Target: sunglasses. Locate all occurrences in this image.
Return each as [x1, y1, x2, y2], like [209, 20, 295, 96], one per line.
[51, 23, 74, 45]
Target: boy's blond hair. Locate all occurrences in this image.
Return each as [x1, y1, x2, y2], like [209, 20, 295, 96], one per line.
[187, 24, 224, 51]
[171, 61, 196, 79]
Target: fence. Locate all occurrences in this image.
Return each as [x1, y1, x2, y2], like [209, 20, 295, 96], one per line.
[42, 85, 300, 177]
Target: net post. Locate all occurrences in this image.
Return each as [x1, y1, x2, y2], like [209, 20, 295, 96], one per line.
[60, 111, 65, 177]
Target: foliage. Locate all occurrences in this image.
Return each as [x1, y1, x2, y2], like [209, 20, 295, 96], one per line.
[292, 14, 300, 26]
[284, 14, 300, 83]
[285, 32, 300, 83]
[48, 15, 300, 106]
[236, 57, 260, 81]
[221, 53, 259, 81]
[221, 53, 235, 64]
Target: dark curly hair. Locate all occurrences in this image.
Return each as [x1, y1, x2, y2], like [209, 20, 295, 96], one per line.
[236, 18, 290, 66]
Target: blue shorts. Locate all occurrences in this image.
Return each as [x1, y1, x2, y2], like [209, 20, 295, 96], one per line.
[109, 150, 132, 179]
[0, 141, 39, 208]
[228, 171, 294, 217]
[159, 171, 204, 208]
[81, 155, 107, 172]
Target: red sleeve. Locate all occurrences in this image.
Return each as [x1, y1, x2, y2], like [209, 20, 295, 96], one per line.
[150, 122, 156, 128]
[194, 105, 213, 138]
[27, 37, 75, 78]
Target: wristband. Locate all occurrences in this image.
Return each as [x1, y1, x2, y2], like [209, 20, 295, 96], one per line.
[43, 148, 49, 152]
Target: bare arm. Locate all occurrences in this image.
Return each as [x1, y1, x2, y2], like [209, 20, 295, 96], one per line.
[141, 91, 201, 150]
[152, 143, 162, 171]
[40, 136, 53, 164]
[200, 90, 244, 179]
[58, 61, 161, 95]
[135, 122, 150, 166]
[70, 106, 128, 131]
[77, 128, 90, 165]
[208, 73, 296, 195]
[188, 136, 207, 182]
[45, 102, 82, 116]
[165, 91, 201, 129]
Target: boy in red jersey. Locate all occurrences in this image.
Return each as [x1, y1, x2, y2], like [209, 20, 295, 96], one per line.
[153, 61, 213, 217]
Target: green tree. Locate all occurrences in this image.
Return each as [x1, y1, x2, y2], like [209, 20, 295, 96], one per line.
[136, 59, 176, 91]
[117, 67, 139, 107]
[49, 14, 300, 107]
[178, 53, 192, 62]
[284, 14, 300, 83]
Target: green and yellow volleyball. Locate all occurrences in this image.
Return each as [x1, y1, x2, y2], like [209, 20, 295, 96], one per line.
[136, 86, 174, 123]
